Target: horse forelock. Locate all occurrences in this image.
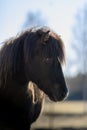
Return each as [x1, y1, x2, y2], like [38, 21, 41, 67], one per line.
[49, 32, 65, 65]
[35, 27, 65, 64]
[36, 27, 65, 65]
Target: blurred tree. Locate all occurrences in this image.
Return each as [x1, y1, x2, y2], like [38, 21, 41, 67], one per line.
[71, 3, 87, 74]
[23, 11, 47, 29]
[71, 3, 87, 111]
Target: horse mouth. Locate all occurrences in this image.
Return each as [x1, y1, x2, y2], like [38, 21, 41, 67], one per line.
[49, 90, 68, 102]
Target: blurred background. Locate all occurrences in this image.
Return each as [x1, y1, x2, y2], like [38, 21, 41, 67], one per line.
[0, 0, 87, 129]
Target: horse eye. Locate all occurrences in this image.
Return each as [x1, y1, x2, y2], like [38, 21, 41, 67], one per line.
[46, 58, 49, 61]
[43, 58, 53, 64]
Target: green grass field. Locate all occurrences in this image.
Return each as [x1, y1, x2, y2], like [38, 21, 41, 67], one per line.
[32, 101, 87, 130]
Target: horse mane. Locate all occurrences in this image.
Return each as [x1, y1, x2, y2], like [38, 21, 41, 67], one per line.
[0, 27, 65, 86]
[0, 29, 33, 85]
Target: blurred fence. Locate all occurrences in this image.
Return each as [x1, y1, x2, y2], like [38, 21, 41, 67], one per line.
[31, 101, 87, 130]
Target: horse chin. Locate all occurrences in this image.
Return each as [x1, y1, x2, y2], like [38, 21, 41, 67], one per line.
[49, 96, 65, 102]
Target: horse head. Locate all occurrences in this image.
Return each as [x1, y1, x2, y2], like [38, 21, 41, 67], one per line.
[24, 27, 68, 102]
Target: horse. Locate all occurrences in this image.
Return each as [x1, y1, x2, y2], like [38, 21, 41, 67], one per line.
[0, 27, 68, 130]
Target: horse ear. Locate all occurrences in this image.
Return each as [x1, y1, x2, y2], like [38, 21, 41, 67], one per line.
[44, 31, 50, 42]
[37, 29, 50, 45]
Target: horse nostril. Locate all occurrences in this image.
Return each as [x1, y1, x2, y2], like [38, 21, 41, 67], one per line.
[64, 87, 68, 97]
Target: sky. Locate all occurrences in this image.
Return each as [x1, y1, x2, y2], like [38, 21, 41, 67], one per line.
[0, 0, 87, 75]
[0, 0, 86, 43]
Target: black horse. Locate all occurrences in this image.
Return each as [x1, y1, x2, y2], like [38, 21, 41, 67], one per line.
[0, 27, 68, 130]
